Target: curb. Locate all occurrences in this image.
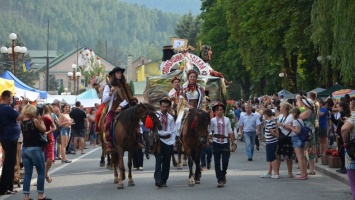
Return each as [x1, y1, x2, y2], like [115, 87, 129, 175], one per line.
[315, 164, 349, 186]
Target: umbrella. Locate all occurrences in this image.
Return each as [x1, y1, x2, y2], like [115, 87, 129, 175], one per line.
[332, 89, 355, 99]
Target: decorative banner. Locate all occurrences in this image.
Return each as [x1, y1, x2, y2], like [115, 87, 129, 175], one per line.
[161, 53, 210, 76]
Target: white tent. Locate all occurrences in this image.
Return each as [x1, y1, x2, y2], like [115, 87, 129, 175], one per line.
[45, 95, 77, 105]
[14, 87, 40, 101]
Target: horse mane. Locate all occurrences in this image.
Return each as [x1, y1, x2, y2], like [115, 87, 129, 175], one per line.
[119, 103, 156, 124]
[188, 109, 210, 131]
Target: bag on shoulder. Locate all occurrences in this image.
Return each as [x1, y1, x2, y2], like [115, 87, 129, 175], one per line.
[296, 120, 312, 142]
[346, 138, 355, 160]
[38, 131, 48, 147]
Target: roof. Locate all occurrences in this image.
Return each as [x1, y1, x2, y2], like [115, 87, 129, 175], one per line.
[133, 81, 146, 95]
[278, 89, 295, 99]
[35, 46, 85, 73]
[317, 84, 349, 98]
[28, 50, 57, 58]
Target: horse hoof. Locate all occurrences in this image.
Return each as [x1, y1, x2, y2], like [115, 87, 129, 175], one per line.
[100, 162, 105, 167]
[128, 181, 135, 186]
[117, 184, 124, 189]
[183, 162, 187, 166]
[195, 180, 200, 184]
[114, 178, 119, 184]
[188, 183, 195, 187]
[177, 163, 182, 169]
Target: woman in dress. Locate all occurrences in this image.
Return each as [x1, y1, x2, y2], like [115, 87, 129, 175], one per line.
[42, 105, 56, 183]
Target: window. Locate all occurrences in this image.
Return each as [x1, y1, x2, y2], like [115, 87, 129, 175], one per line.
[57, 79, 63, 89]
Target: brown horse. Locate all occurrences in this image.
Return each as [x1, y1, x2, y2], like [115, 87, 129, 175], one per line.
[97, 106, 111, 169]
[112, 103, 161, 189]
[181, 108, 210, 186]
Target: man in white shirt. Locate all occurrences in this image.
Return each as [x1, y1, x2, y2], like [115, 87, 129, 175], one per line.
[154, 98, 176, 188]
[168, 76, 181, 105]
[210, 103, 236, 188]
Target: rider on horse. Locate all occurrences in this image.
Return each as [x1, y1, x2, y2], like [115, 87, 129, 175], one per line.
[176, 70, 205, 137]
[101, 67, 134, 152]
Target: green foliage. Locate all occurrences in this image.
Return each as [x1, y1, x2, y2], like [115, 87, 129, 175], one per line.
[225, 104, 237, 131]
[0, 0, 180, 65]
[58, 84, 64, 95]
[174, 12, 203, 48]
[48, 74, 58, 91]
[129, 80, 135, 95]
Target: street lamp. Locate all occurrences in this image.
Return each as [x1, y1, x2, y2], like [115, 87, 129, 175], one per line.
[1, 33, 27, 76]
[67, 64, 81, 95]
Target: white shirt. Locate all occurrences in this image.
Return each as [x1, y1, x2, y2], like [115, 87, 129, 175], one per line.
[278, 113, 293, 137]
[209, 116, 233, 144]
[102, 85, 114, 112]
[156, 111, 176, 145]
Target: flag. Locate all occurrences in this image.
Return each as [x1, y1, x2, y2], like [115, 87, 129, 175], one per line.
[22, 61, 30, 72]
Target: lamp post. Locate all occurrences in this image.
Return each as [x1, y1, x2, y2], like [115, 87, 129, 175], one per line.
[0, 33, 27, 76]
[67, 64, 81, 95]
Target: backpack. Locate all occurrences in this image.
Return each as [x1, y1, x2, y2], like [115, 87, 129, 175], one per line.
[296, 120, 312, 142]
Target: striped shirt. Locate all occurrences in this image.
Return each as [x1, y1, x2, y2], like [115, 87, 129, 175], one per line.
[264, 119, 277, 144]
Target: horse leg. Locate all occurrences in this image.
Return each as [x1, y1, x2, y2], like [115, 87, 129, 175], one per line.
[112, 152, 119, 184]
[183, 151, 188, 166]
[100, 133, 106, 167]
[177, 143, 182, 169]
[171, 154, 178, 167]
[117, 149, 125, 189]
[193, 150, 202, 184]
[127, 150, 135, 186]
[187, 155, 195, 186]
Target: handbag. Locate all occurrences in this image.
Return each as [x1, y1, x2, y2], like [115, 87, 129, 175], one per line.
[38, 131, 48, 147]
[278, 117, 291, 141]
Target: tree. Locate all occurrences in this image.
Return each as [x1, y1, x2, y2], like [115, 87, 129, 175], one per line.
[48, 74, 58, 91]
[174, 12, 202, 48]
[58, 84, 64, 95]
[95, 39, 106, 59]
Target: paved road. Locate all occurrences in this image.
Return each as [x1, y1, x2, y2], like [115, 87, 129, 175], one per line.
[1, 141, 352, 200]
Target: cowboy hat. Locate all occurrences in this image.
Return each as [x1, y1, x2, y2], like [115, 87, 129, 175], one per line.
[109, 67, 125, 76]
[212, 102, 225, 112]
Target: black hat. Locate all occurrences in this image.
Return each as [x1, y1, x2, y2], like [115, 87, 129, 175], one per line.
[159, 97, 172, 106]
[212, 102, 226, 112]
[109, 67, 125, 76]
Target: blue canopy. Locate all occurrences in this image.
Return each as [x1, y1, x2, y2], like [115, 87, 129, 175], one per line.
[76, 88, 99, 100]
[0, 70, 47, 98]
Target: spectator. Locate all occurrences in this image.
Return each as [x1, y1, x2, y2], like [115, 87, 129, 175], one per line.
[289, 107, 308, 180]
[318, 99, 330, 156]
[42, 105, 56, 183]
[260, 109, 279, 179]
[51, 106, 61, 160]
[239, 104, 261, 161]
[70, 101, 89, 155]
[21, 104, 52, 200]
[58, 104, 73, 163]
[0, 90, 23, 195]
[88, 109, 97, 147]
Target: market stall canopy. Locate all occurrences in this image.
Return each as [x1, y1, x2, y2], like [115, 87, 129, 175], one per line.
[317, 84, 349, 98]
[0, 77, 14, 94]
[14, 87, 40, 101]
[0, 70, 47, 98]
[332, 89, 355, 99]
[307, 88, 325, 96]
[76, 88, 101, 108]
[278, 89, 295, 99]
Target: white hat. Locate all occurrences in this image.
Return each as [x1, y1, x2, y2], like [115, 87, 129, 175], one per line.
[302, 98, 314, 109]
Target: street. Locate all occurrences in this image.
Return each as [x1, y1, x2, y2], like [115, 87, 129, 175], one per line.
[1, 141, 352, 200]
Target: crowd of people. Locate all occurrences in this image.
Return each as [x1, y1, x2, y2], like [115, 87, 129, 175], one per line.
[1, 66, 355, 198]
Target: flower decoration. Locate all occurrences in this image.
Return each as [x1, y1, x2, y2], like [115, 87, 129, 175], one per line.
[330, 149, 339, 157]
[325, 149, 331, 155]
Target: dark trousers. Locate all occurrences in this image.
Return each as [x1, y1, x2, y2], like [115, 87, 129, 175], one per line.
[255, 136, 259, 148]
[154, 142, 173, 184]
[338, 137, 345, 169]
[0, 139, 18, 193]
[213, 142, 230, 182]
[133, 147, 143, 168]
[143, 131, 150, 155]
[200, 145, 212, 167]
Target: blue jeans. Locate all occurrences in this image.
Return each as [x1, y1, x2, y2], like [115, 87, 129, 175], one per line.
[22, 147, 45, 194]
[200, 145, 212, 167]
[244, 131, 256, 159]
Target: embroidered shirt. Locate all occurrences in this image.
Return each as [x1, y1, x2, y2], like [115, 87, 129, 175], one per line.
[209, 116, 233, 144]
[156, 111, 176, 145]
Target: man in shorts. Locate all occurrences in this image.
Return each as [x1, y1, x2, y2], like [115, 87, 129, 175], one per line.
[70, 101, 89, 155]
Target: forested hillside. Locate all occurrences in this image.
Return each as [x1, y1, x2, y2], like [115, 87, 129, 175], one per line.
[0, 0, 181, 63]
[120, 0, 202, 15]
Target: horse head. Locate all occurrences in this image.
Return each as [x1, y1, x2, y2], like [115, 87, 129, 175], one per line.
[136, 103, 161, 130]
[188, 109, 210, 145]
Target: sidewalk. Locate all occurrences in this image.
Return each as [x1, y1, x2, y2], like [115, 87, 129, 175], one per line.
[315, 159, 349, 186]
